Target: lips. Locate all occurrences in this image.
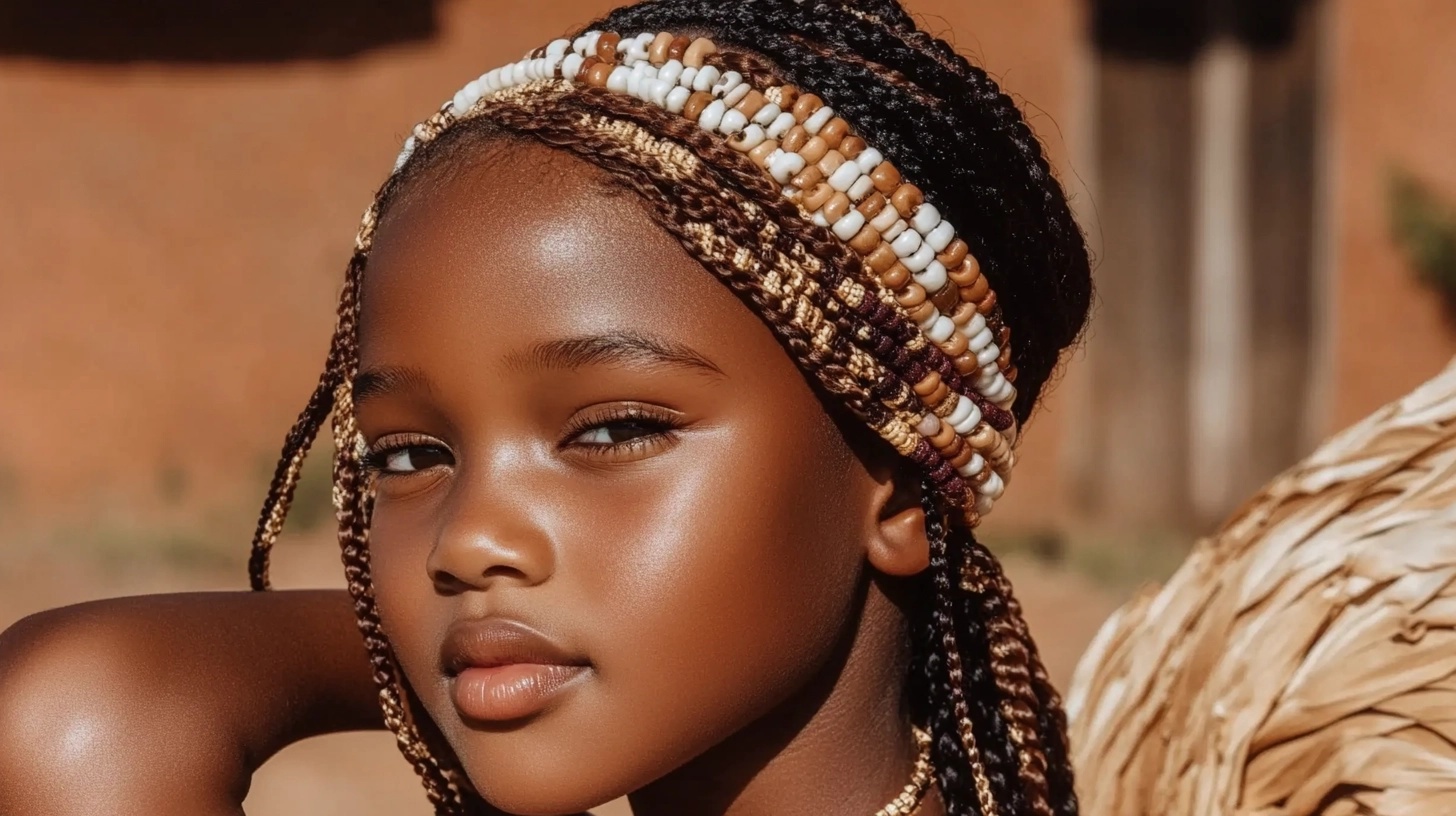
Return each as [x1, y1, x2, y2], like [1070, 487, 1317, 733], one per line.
[441, 618, 590, 722]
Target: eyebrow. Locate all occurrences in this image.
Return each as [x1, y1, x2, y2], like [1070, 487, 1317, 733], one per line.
[504, 331, 726, 379]
[353, 365, 434, 407]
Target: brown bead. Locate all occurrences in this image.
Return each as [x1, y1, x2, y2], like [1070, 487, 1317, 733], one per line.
[857, 191, 887, 219]
[747, 140, 779, 168]
[940, 330, 970, 358]
[944, 435, 967, 461]
[596, 33, 621, 63]
[953, 353, 980, 375]
[908, 301, 936, 325]
[977, 290, 999, 315]
[1006, 365, 1019, 383]
[931, 280, 961, 313]
[913, 371, 943, 398]
[648, 32, 673, 64]
[819, 118, 851, 149]
[790, 166, 825, 192]
[871, 161, 902, 195]
[850, 225, 881, 255]
[816, 150, 845, 177]
[997, 346, 1013, 369]
[667, 36, 691, 62]
[866, 245, 898, 273]
[823, 192, 853, 224]
[799, 136, 830, 165]
[965, 273, 991, 302]
[735, 89, 767, 119]
[575, 55, 601, 83]
[950, 257, 982, 289]
[896, 282, 928, 309]
[683, 37, 718, 67]
[880, 262, 911, 289]
[937, 239, 969, 268]
[792, 93, 825, 122]
[997, 326, 1012, 347]
[684, 91, 714, 122]
[802, 182, 835, 212]
[781, 126, 809, 154]
[949, 444, 975, 469]
[839, 135, 867, 159]
[951, 302, 979, 327]
[586, 61, 614, 87]
[891, 183, 925, 218]
[775, 86, 800, 110]
[928, 381, 950, 407]
[931, 421, 958, 450]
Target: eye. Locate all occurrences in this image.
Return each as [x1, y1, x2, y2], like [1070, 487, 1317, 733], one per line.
[563, 404, 683, 457]
[364, 436, 454, 476]
[572, 419, 668, 446]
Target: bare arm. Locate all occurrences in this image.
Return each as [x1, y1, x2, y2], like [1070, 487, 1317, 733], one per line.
[0, 590, 379, 816]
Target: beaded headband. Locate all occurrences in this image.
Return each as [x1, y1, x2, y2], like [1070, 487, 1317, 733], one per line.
[381, 31, 1020, 522]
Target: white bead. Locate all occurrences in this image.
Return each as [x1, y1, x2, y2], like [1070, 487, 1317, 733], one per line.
[724, 83, 751, 108]
[957, 453, 985, 479]
[993, 381, 1017, 406]
[976, 342, 1000, 367]
[783, 185, 800, 199]
[532, 58, 547, 79]
[832, 210, 866, 241]
[926, 221, 956, 253]
[982, 472, 1005, 500]
[767, 111, 797, 139]
[628, 39, 650, 63]
[912, 202, 941, 234]
[828, 160, 861, 192]
[698, 100, 727, 132]
[393, 135, 416, 172]
[855, 147, 884, 174]
[583, 32, 602, 56]
[452, 88, 475, 113]
[720, 109, 749, 135]
[573, 34, 592, 55]
[753, 103, 782, 126]
[810, 210, 829, 227]
[547, 38, 571, 59]
[545, 54, 565, 77]
[769, 150, 807, 184]
[679, 66, 698, 88]
[966, 312, 988, 337]
[882, 218, 907, 241]
[917, 414, 942, 437]
[733, 124, 767, 150]
[926, 315, 956, 343]
[916, 306, 940, 330]
[975, 492, 995, 516]
[562, 54, 584, 82]
[666, 85, 691, 113]
[914, 260, 948, 292]
[951, 400, 981, 435]
[607, 66, 630, 93]
[636, 32, 655, 50]
[848, 174, 875, 202]
[904, 243, 935, 273]
[712, 70, 743, 97]
[659, 60, 684, 86]
[975, 368, 999, 391]
[804, 105, 835, 134]
[651, 78, 673, 106]
[947, 395, 975, 431]
[870, 206, 900, 233]
[892, 229, 923, 259]
[968, 327, 995, 354]
[693, 65, 721, 92]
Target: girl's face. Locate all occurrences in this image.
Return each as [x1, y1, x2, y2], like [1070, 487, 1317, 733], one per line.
[356, 141, 907, 814]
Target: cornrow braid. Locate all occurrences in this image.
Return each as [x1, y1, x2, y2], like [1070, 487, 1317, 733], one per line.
[249, 3, 1091, 815]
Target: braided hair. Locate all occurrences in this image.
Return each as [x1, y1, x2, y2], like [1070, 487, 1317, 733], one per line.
[247, 1, 1092, 814]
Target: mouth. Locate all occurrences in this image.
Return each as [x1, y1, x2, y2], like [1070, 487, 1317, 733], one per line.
[442, 618, 591, 723]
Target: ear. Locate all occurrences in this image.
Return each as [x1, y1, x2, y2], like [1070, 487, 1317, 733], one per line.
[864, 464, 930, 577]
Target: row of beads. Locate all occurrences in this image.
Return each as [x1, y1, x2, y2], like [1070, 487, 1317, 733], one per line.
[416, 32, 1019, 514]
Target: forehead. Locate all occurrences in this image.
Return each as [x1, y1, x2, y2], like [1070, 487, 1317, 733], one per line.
[358, 139, 772, 371]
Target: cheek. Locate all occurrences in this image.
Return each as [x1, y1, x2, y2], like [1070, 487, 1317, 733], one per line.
[363, 499, 448, 699]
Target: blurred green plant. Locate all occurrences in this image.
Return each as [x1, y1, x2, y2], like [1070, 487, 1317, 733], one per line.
[1389, 168, 1456, 313]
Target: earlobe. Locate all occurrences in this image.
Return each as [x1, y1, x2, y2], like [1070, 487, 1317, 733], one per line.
[866, 474, 931, 577]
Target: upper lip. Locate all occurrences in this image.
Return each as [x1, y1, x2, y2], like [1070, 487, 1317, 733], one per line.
[440, 618, 589, 676]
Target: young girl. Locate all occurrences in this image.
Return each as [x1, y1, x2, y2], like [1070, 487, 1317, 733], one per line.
[0, 1, 1091, 814]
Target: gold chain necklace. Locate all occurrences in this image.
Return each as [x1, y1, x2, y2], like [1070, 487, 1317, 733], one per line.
[873, 726, 935, 816]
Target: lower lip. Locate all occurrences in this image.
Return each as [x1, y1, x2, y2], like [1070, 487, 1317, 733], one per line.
[450, 664, 588, 722]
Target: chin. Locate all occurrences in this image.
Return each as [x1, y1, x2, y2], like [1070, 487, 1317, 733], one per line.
[451, 732, 645, 816]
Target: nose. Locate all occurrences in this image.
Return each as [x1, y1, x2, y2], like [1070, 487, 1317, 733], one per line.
[427, 469, 555, 592]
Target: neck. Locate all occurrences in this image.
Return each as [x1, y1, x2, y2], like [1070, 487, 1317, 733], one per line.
[629, 577, 944, 816]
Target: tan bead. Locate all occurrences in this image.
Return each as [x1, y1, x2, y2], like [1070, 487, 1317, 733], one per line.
[667, 36, 691, 62]
[867, 245, 898, 273]
[940, 330, 969, 358]
[944, 435, 967, 461]
[895, 282, 927, 309]
[747, 140, 779, 168]
[790, 166, 825, 192]
[586, 61, 614, 87]
[802, 182, 835, 212]
[965, 273, 990, 302]
[775, 86, 800, 110]
[908, 301, 936, 325]
[850, 225, 881, 255]
[880, 262, 911, 289]
[953, 353, 979, 375]
[950, 257, 982, 288]
[949, 444, 975, 469]
[817, 150, 845, 177]
[575, 56, 601, 83]
[734, 89, 767, 119]
[913, 371, 942, 398]
[928, 381, 950, 407]
[792, 93, 825, 122]
[1006, 365, 1019, 383]
[931, 421, 958, 450]
[951, 301, 979, 327]
[819, 118, 851, 149]
[891, 183, 925, 218]
[823, 192, 853, 224]
[684, 91, 715, 121]
[839, 135, 867, 159]
[683, 37, 718, 67]
[596, 33, 621, 63]
[977, 290, 999, 315]
[931, 280, 960, 313]
[649, 32, 674, 64]
[871, 161, 902, 195]
[800, 136, 830, 165]
[857, 191, 887, 219]
[997, 345, 1012, 369]
[937, 239, 969, 268]
[781, 126, 809, 154]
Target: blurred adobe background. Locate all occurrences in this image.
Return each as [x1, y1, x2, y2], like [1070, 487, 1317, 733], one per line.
[1, 1, 1453, 813]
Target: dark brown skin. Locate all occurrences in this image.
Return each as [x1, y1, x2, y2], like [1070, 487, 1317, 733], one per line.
[0, 141, 944, 816]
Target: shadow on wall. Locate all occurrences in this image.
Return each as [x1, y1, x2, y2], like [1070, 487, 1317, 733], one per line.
[0, 0, 444, 62]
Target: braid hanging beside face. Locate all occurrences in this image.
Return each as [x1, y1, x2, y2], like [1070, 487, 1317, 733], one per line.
[246, 2, 1091, 814]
